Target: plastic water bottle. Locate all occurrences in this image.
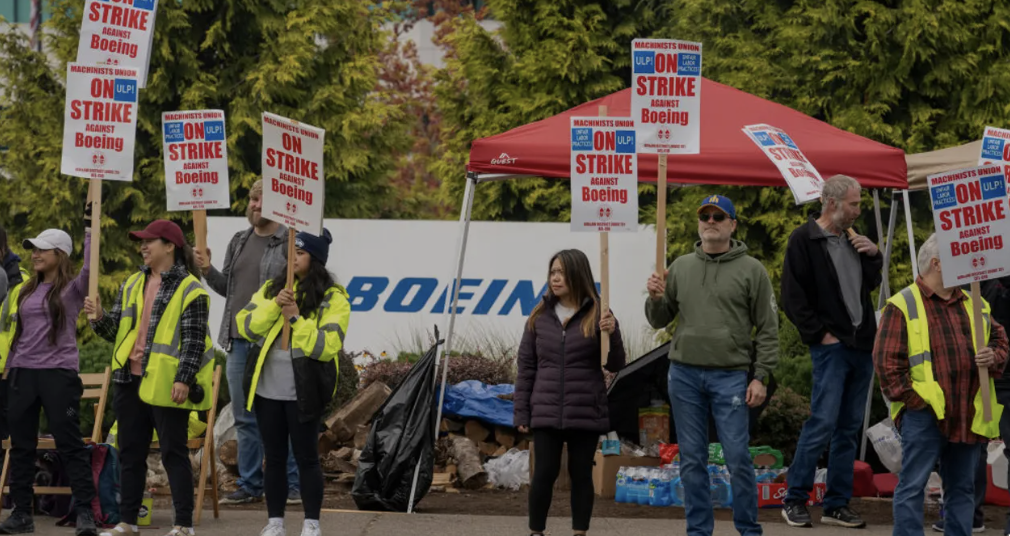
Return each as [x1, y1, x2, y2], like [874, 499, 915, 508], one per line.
[671, 476, 685, 507]
[709, 465, 732, 509]
[636, 468, 652, 505]
[615, 468, 628, 503]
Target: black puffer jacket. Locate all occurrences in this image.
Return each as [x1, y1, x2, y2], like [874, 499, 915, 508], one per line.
[2, 252, 23, 287]
[514, 295, 626, 432]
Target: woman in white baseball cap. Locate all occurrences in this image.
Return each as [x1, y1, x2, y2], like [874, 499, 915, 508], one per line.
[0, 201, 99, 536]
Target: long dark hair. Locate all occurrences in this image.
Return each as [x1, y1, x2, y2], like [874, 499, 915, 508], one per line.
[265, 257, 335, 318]
[0, 224, 8, 260]
[164, 238, 201, 278]
[527, 249, 600, 338]
[15, 249, 75, 346]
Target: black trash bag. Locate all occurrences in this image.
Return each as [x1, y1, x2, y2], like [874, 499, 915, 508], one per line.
[352, 328, 443, 512]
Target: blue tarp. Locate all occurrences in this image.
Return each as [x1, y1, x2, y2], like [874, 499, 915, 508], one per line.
[441, 381, 515, 428]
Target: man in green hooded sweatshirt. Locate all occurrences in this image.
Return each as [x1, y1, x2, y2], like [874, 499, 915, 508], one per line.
[645, 194, 779, 536]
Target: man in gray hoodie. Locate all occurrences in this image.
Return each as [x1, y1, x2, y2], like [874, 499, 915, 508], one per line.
[645, 194, 778, 536]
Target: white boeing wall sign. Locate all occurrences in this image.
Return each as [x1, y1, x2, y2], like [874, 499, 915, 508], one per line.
[206, 218, 659, 362]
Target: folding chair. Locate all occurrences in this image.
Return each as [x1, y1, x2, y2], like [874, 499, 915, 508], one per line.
[151, 364, 223, 525]
[0, 366, 113, 506]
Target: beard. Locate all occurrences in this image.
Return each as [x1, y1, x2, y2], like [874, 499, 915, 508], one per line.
[246, 205, 269, 228]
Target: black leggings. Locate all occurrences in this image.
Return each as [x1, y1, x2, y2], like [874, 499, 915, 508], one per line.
[529, 428, 598, 532]
[254, 396, 324, 520]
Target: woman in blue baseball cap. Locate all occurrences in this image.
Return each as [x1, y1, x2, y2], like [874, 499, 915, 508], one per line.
[235, 228, 350, 536]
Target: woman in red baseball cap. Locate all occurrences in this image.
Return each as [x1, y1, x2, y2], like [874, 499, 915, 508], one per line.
[85, 219, 215, 536]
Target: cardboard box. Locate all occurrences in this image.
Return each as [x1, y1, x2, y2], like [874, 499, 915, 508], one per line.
[592, 451, 661, 498]
[757, 483, 826, 508]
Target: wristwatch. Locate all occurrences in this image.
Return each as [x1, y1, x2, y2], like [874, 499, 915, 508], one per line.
[288, 315, 299, 324]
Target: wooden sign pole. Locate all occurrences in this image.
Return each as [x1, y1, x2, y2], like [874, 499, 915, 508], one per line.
[193, 210, 208, 263]
[598, 105, 610, 365]
[280, 227, 296, 350]
[87, 179, 102, 321]
[656, 155, 668, 274]
[971, 281, 993, 421]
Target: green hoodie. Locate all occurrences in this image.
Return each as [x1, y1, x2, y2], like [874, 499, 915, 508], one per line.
[644, 239, 779, 381]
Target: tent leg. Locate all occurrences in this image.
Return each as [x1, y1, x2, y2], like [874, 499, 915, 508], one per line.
[903, 189, 918, 279]
[407, 172, 477, 513]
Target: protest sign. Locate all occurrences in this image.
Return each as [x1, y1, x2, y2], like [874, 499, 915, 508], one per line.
[631, 39, 701, 155]
[77, 0, 159, 88]
[928, 164, 1010, 422]
[743, 124, 823, 204]
[162, 110, 230, 211]
[569, 117, 639, 233]
[980, 126, 1010, 166]
[61, 63, 139, 182]
[261, 112, 325, 235]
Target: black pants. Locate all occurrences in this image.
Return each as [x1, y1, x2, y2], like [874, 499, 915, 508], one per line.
[7, 368, 95, 513]
[254, 396, 324, 520]
[0, 378, 10, 440]
[115, 376, 193, 527]
[529, 428, 598, 533]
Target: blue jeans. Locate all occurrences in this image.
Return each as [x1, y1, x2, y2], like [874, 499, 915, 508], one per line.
[893, 409, 980, 536]
[669, 363, 761, 536]
[227, 339, 300, 496]
[785, 343, 874, 510]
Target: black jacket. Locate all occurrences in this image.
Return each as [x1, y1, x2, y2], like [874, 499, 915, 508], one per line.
[2, 252, 23, 287]
[781, 216, 884, 352]
[980, 277, 1010, 394]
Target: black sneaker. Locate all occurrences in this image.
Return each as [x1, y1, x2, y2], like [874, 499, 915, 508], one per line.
[75, 509, 98, 536]
[822, 506, 867, 529]
[219, 488, 260, 505]
[782, 502, 813, 528]
[0, 510, 34, 534]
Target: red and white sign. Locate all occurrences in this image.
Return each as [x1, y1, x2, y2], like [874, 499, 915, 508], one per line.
[77, 0, 158, 88]
[928, 165, 1010, 288]
[261, 112, 325, 234]
[60, 63, 139, 182]
[631, 39, 701, 155]
[980, 126, 1010, 167]
[162, 110, 229, 211]
[569, 117, 638, 233]
[743, 124, 823, 205]
[757, 483, 826, 509]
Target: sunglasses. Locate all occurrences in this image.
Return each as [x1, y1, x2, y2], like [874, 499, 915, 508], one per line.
[698, 212, 727, 223]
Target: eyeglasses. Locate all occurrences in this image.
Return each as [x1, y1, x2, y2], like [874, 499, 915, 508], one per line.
[698, 212, 727, 223]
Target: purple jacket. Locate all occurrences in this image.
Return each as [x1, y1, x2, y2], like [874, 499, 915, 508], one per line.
[514, 296, 626, 433]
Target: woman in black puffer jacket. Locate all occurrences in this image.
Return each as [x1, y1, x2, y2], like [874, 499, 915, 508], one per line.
[514, 249, 627, 536]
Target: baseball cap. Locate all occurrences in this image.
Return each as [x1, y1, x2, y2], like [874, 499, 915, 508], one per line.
[697, 194, 737, 220]
[23, 229, 73, 255]
[129, 219, 186, 248]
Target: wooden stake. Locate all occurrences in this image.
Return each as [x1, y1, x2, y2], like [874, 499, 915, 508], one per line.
[656, 154, 668, 274]
[280, 227, 297, 349]
[87, 179, 102, 321]
[597, 104, 610, 365]
[971, 281, 993, 422]
[193, 210, 208, 263]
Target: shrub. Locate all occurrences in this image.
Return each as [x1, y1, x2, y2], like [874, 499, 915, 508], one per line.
[359, 353, 515, 390]
[753, 386, 810, 466]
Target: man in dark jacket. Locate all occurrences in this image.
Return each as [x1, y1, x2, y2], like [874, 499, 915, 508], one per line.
[780, 175, 883, 529]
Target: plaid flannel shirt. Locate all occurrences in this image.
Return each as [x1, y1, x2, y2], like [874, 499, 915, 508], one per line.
[91, 263, 209, 386]
[873, 277, 1009, 443]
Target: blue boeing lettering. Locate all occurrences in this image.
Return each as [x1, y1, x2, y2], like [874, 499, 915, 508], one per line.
[384, 277, 438, 313]
[473, 280, 508, 315]
[498, 281, 548, 316]
[430, 279, 482, 314]
[346, 276, 388, 312]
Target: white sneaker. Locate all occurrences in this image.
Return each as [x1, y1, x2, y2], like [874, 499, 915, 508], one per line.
[164, 527, 195, 536]
[260, 522, 286, 536]
[299, 520, 321, 536]
[100, 523, 139, 536]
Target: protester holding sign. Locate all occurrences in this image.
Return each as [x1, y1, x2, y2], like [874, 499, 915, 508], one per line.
[780, 175, 882, 529]
[515, 249, 625, 536]
[0, 223, 29, 442]
[85, 220, 215, 536]
[235, 229, 349, 536]
[195, 180, 300, 505]
[0, 204, 98, 535]
[874, 234, 1009, 536]
[644, 195, 777, 536]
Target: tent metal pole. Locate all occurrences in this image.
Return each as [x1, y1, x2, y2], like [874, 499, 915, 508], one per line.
[407, 172, 477, 513]
[903, 189, 918, 279]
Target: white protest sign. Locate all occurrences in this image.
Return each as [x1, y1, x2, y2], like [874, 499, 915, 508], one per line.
[569, 117, 638, 232]
[631, 39, 701, 155]
[162, 110, 230, 211]
[60, 63, 139, 182]
[261, 113, 325, 234]
[980, 126, 1010, 167]
[743, 124, 823, 204]
[77, 0, 158, 88]
[928, 165, 1010, 288]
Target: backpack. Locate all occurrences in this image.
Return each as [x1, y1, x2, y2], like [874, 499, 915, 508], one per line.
[56, 443, 120, 529]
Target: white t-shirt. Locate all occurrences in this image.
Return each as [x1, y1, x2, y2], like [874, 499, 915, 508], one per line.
[555, 303, 577, 326]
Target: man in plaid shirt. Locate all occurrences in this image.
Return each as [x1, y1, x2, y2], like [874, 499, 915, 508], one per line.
[874, 233, 1009, 536]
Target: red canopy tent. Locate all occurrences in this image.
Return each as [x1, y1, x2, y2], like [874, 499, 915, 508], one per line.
[409, 80, 911, 511]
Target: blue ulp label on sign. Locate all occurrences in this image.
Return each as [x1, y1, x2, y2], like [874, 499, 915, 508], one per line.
[204, 121, 225, 141]
[633, 51, 655, 74]
[982, 137, 1005, 161]
[931, 184, 957, 210]
[113, 79, 137, 103]
[980, 174, 1006, 201]
[163, 122, 184, 143]
[615, 130, 636, 154]
[677, 53, 701, 76]
[572, 128, 592, 151]
[752, 131, 776, 147]
[133, 0, 156, 11]
[777, 132, 798, 149]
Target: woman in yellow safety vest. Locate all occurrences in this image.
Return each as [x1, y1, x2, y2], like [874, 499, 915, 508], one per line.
[85, 220, 215, 536]
[236, 228, 349, 536]
[0, 222, 29, 442]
